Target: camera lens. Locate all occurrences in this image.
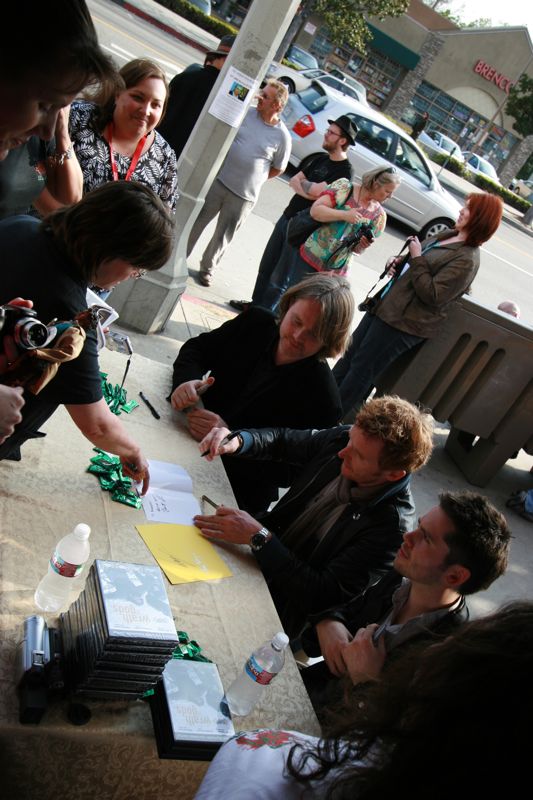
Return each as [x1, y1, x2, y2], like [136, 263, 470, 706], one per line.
[14, 319, 50, 349]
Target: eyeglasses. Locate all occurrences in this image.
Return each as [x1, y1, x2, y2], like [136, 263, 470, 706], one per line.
[325, 128, 343, 137]
[130, 268, 147, 280]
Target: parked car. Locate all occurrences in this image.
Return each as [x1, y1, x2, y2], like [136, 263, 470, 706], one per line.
[509, 178, 533, 198]
[284, 45, 319, 71]
[281, 82, 462, 240]
[266, 63, 328, 93]
[462, 151, 501, 185]
[266, 62, 369, 105]
[418, 130, 464, 163]
[315, 74, 368, 105]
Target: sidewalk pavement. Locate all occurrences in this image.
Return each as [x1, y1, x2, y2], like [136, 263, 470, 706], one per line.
[109, 0, 533, 616]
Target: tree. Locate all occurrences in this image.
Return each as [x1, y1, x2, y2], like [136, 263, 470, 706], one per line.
[506, 75, 533, 225]
[276, 0, 409, 61]
[506, 75, 533, 138]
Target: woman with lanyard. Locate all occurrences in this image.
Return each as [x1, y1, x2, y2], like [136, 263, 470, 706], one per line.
[69, 58, 178, 212]
[333, 192, 504, 417]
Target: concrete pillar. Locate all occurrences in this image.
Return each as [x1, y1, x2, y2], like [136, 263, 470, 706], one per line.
[111, 0, 300, 334]
[384, 32, 444, 123]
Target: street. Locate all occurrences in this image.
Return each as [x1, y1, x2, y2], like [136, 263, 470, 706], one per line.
[88, 0, 533, 324]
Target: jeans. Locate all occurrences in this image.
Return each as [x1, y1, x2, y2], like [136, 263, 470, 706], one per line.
[258, 243, 315, 312]
[251, 214, 288, 306]
[333, 313, 424, 416]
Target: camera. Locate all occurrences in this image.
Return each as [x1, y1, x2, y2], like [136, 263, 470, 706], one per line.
[0, 304, 53, 351]
[353, 222, 375, 247]
[327, 223, 375, 270]
[358, 295, 379, 314]
[17, 615, 64, 724]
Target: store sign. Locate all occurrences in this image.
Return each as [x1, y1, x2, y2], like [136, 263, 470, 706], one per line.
[473, 60, 514, 94]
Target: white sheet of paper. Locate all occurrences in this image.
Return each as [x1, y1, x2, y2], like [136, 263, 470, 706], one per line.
[141, 460, 200, 524]
[208, 66, 259, 127]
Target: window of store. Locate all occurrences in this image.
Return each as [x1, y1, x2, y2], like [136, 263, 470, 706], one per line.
[406, 81, 518, 168]
[309, 28, 404, 108]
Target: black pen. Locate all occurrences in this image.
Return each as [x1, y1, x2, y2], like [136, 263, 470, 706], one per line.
[201, 430, 240, 458]
[139, 391, 160, 420]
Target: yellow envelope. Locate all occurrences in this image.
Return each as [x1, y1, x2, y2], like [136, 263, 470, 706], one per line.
[136, 524, 232, 585]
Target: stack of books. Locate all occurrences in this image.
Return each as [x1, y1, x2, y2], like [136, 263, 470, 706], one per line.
[60, 559, 178, 699]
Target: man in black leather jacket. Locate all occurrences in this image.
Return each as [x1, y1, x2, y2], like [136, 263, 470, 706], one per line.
[194, 396, 434, 638]
[299, 490, 511, 711]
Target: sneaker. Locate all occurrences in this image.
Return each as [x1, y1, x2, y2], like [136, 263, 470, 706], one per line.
[198, 272, 212, 287]
[229, 299, 251, 312]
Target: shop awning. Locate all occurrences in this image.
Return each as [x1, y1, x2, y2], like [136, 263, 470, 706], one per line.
[367, 24, 420, 70]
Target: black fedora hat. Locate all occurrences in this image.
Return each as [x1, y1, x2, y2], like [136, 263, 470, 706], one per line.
[206, 34, 236, 59]
[327, 114, 358, 145]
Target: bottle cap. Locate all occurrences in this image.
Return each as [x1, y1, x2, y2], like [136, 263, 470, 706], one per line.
[272, 632, 289, 650]
[73, 523, 91, 540]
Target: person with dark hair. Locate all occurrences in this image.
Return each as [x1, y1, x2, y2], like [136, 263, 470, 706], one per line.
[333, 192, 504, 416]
[194, 396, 434, 637]
[0, 0, 116, 162]
[195, 601, 533, 799]
[0, 181, 174, 486]
[410, 110, 429, 140]
[158, 35, 235, 161]
[69, 58, 178, 211]
[299, 490, 511, 712]
[170, 274, 353, 512]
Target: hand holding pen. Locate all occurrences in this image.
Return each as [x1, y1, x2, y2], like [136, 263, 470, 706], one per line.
[199, 427, 242, 461]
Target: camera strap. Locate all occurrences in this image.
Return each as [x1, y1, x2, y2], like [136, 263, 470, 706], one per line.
[361, 238, 411, 302]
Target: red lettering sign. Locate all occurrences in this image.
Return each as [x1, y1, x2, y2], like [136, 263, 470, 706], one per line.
[472, 60, 514, 94]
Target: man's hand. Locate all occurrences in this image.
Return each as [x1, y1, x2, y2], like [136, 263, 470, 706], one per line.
[120, 451, 150, 495]
[170, 377, 215, 411]
[341, 624, 386, 686]
[198, 426, 241, 461]
[0, 385, 25, 444]
[187, 408, 226, 441]
[193, 506, 262, 545]
[315, 619, 353, 677]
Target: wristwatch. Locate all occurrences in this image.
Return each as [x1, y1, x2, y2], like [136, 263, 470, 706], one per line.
[250, 527, 272, 552]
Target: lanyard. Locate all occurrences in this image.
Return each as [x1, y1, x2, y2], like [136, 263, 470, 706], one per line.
[106, 123, 147, 182]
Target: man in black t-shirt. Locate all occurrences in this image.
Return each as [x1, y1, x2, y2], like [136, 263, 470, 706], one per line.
[229, 114, 355, 311]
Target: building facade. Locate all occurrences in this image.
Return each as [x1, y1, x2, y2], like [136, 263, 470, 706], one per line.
[294, 0, 533, 182]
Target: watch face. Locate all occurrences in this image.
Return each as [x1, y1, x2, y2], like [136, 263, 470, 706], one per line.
[250, 531, 268, 551]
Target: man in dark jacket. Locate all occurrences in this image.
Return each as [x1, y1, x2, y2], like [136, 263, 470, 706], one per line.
[299, 490, 511, 710]
[157, 35, 235, 160]
[194, 396, 434, 638]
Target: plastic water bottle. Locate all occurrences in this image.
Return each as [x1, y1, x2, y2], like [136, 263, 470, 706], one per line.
[34, 524, 91, 612]
[225, 632, 289, 716]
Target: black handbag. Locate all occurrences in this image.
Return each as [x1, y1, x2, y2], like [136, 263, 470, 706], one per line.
[286, 208, 321, 248]
[286, 184, 354, 249]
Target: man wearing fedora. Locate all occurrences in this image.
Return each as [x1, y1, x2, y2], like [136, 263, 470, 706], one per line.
[230, 115, 356, 312]
[158, 35, 235, 161]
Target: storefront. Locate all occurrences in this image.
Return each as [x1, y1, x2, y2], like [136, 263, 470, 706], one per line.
[294, 0, 533, 179]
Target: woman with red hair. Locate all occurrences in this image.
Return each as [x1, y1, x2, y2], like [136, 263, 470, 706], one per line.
[333, 192, 503, 415]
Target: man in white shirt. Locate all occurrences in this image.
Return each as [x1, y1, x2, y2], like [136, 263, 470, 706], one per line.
[187, 80, 291, 286]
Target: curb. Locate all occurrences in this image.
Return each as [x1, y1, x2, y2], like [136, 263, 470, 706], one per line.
[115, 0, 212, 55]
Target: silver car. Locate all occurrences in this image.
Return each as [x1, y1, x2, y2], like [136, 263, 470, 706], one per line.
[282, 82, 462, 239]
[418, 130, 464, 163]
